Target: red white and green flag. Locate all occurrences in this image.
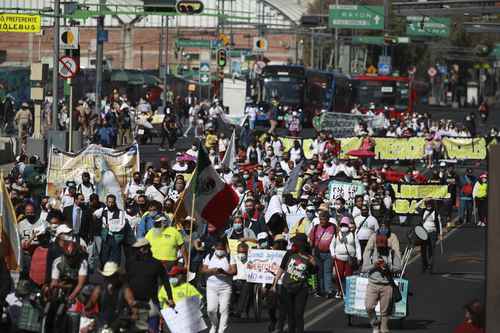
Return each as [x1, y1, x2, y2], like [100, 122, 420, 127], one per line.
[174, 144, 239, 230]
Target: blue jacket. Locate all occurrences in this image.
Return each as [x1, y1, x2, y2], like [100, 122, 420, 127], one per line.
[136, 212, 171, 238]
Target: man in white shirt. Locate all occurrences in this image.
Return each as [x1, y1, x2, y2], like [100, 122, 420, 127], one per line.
[61, 181, 77, 208]
[145, 175, 169, 203]
[125, 172, 145, 199]
[77, 172, 96, 203]
[353, 205, 379, 256]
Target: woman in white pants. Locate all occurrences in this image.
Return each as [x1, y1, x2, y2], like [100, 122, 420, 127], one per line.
[201, 239, 237, 333]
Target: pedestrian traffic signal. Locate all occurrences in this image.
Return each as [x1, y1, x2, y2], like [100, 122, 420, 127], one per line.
[217, 49, 227, 68]
[176, 1, 204, 15]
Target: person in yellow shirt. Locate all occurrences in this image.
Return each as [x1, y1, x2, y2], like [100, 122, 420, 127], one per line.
[289, 205, 314, 238]
[473, 173, 488, 227]
[205, 129, 218, 150]
[145, 218, 187, 271]
[158, 266, 202, 308]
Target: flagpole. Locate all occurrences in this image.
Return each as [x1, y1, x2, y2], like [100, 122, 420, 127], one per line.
[187, 192, 196, 273]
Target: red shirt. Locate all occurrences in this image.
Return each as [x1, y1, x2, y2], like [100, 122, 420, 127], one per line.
[453, 322, 484, 333]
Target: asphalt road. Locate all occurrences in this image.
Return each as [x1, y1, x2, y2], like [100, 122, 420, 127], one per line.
[223, 225, 485, 333]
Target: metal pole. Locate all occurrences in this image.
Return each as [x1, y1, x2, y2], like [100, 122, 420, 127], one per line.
[52, 0, 60, 130]
[334, 0, 339, 69]
[160, 16, 166, 111]
[384, 0, 390, 56]
[95, 0, 105, 115]
[68, 79, 73, 151]
[310, 32, 314, 68]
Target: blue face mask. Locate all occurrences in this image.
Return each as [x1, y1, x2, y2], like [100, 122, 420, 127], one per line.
[260, 242, 268, 249]
[233, 223, 243, 231]
[169, 277, 179, 286]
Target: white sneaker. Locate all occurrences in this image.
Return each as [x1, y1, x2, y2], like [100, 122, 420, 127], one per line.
[373, 328, 380, 333]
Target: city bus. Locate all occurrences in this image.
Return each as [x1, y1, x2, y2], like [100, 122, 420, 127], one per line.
[350, 75, 415, 118]
[249, 65, 351, 124]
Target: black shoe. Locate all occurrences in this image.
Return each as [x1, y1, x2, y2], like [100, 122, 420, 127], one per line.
[268, 321, 276, 332]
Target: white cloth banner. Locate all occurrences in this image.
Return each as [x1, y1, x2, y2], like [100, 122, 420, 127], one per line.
[160, 297, 207, 333]
[246, 249, 286, 284]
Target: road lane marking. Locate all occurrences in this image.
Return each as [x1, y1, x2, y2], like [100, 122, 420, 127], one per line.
[304, 218, 462, 330]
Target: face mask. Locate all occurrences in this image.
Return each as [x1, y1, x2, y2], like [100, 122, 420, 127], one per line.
[215, 249, 226, 258]
[26, 215, 37, 223]
[373, 205, 381, 210]
[260, 242, 268, 248]
[238, 253, 248, 263]
[233, 223, 243, 231]
[169, 277, 180, 286]
[361, 212, 369, 217]
[340, 226, 349, 233]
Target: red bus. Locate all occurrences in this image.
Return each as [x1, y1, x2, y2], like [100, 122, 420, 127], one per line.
[350, 75, 415, 118]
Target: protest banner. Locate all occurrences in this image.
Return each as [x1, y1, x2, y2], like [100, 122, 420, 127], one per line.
[328, 179, 366, 207]
[246, 249, 286, 284]
[46, 144, 140, 209]
[442, 137, 487, 160]
[344, 276, 409, 319]
[319, 112, 385, 137]
[338, 138, 363, 159]
[160, 296, 207, 333]
[390, 184, 450, 214]
[374, 137, 425, 160]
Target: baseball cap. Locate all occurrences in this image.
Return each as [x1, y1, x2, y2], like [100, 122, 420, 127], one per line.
[168, 265, 187, 277]
[55, 224, 72, 237]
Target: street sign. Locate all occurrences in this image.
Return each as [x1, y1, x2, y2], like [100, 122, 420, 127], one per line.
[428, 66, 437, 77]
[0, 14, 41, 33]
[253, 37, 269, 52]
[329, 5, 384, 30]
[199, 62, 210, 73]
[378, 56, 391, 75]
[58, 56, 78, 79]
[60, 27, 79, 50]
[406, 16, 450, 37]
[97, 30, 108, 43]
[352, 36, 410, 45]
[176, 39, 212, 48]
[200, 73, 210, 84]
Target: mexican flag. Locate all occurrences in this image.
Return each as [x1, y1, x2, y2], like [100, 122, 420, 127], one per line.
[174, 144, 239, 230]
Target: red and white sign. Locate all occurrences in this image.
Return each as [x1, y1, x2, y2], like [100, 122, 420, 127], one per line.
[58, 56, 78, 79]
[427, 66, 437, 77]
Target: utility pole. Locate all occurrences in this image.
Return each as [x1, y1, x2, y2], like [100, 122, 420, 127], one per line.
[160, 16, 165, 111]
[52, 0, 60, 129]
[95, 0, 105, 113]
[384, 0, 391, 56]
[334, 0, 339, 69]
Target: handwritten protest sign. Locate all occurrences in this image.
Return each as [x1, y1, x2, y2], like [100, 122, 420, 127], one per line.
[160, 296, 207, 333]
[246, 249, 286, 284]
[328, 180, 366, 207]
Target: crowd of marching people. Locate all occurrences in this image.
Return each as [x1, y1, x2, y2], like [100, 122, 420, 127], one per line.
[0, 90, 491, 333]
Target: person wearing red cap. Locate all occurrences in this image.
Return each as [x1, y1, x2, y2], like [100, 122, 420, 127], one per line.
[158, 265, 202, 307]
[473, 174, 488, 227]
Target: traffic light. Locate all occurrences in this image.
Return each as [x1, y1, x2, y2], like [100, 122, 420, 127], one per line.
[217, 48, 227, 68]
[176, 1, 204, 15]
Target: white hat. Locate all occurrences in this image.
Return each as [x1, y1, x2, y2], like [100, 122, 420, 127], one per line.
[55, 224, 72, 237]
[257, 232, 268, 241]
[132, 238, 150, 248]
[306, 205, 316, 211]
[439, 161, 446, 167]
[100, 262, 120, 277]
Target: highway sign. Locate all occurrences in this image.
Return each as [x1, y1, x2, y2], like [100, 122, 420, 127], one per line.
[329, 5, 384, 30]
[58, 56, 78, 79]
[60, 27, 79, 50]
[200, 73, 210, 84]
[352, 36, 410, 45]
[428, 66, 437, 77]
[0, 14, 41, 33]
[406, 16, 450, 37]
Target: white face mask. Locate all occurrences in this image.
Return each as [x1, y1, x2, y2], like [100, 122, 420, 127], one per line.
[340, 226, 349, 233]
[215, 249, 226, 258]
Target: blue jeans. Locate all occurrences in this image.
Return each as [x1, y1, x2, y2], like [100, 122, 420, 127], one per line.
[317, 252, 333, 294]
[459, 198, 473, 224]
